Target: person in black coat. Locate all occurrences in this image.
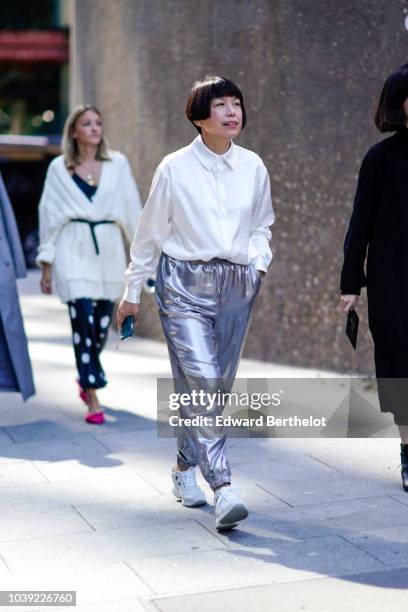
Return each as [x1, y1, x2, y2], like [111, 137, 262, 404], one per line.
[341, 63, 408, 493]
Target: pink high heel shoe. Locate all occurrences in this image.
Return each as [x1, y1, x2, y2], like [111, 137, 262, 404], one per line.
[77, 380, 104, 424]
[76, 379, 88, 405]
[85, 411, 105, 425]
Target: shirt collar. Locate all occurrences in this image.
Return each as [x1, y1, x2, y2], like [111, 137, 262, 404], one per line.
[191, 135, 237, 170]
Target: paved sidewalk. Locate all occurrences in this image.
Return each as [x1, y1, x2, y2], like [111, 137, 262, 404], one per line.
[0, 271, 407, 611]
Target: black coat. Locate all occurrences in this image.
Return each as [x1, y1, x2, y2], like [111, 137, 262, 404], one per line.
[341, 129, 408, 420]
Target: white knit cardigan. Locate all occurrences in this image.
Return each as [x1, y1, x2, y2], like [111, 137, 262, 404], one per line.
[37, 151, 142, 303]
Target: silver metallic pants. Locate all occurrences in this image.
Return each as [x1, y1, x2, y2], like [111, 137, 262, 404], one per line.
[155, 252, 262, 489]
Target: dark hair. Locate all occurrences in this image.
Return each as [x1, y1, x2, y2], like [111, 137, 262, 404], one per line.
[375, 64, 408, 132]
[186, 75, 247, 133]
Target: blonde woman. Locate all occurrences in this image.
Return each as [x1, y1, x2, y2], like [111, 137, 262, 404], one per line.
[37, 104, 142, 423]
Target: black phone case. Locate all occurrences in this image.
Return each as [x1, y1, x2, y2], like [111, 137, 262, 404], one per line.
[346, 309, 359, 350]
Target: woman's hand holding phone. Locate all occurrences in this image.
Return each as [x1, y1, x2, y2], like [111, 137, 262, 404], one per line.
[341, 294, 359, 313]
[116, 300, 140, 331]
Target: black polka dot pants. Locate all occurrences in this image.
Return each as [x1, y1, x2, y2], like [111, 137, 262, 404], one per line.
[67, 298, 114, 390]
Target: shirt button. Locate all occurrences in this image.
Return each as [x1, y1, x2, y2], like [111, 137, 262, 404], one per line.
[5, 262, 11, 267]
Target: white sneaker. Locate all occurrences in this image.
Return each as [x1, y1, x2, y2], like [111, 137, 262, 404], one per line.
[172, 467, 207, 507]
[214, 486, 248, 530]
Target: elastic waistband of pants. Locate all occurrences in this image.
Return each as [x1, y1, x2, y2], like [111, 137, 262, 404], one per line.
[163, 252, 244, 267]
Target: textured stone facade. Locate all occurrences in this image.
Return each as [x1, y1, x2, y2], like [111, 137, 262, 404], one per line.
[71, 0, 408, 374]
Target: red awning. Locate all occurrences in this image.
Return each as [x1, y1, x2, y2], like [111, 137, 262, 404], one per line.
[0, 30, 68, 63]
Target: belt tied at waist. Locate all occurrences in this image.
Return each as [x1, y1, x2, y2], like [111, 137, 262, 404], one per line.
[69, 218, 115, 255]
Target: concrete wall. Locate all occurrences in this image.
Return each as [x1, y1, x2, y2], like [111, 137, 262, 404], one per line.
[71, 0, 408, 374]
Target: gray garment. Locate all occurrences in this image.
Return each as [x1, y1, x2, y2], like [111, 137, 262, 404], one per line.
[155, 253, 261, 490]
[0, 172, 35, 401]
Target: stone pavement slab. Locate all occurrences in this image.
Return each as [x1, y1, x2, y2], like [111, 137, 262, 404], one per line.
[126, 535, 384, 595]
[344, 526, 408, 566]
[0, 462, 48, 487]
[91, 428, 174, 453]
[0, 554, 11, 578]
[72, 485, 289, 534]
[31, 455, 149, 482]
[0, 433, 108, 465]
[390, 490, 408, 507]
[2, 418, 90, 444]
[147, 567, 408, 612]
[0, 520, 224, 575]
[0, 426, 15, 445]
[72, 498, 214, 531]
[0, 507, 92, 542]
[0, 474, 162, 513]
[228, 439, 403, 504]
[82, 446, 291, 508]
[252, 469, 394, 507]
[193, 507, 330, 542]
[184, 495, 408, 560]
[2, 561, 151, 611]
[270, 495, 408, 534]
[295, 437, 402, 481]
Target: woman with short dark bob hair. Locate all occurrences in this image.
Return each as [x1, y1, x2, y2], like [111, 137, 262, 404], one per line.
[341, 63, 408, 491]
[117, 75, 275, 529]
[185, 77, 247, 131]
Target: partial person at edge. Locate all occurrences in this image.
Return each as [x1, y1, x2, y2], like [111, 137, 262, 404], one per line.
[0, 171, 35, 401]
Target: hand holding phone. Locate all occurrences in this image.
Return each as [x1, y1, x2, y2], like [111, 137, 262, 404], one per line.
[116, 300, 139, 350]
[116, 300, 139, 330]
[120, 315, 134, 340]
[115, 315, 134, 351]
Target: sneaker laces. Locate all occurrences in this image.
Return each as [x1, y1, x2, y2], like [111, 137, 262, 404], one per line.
[177, 468, 197, 488]
[215, 486, 235, 507]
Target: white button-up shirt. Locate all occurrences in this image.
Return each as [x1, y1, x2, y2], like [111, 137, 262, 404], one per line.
[123, 135, 275, 303]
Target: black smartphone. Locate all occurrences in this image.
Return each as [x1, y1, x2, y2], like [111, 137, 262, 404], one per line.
[120, 315, 134, 341]
[346, 309, 359, 350]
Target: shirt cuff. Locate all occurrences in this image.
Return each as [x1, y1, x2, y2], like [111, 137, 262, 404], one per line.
[250, 256, 268, 272]
[122, 286, 141, 304]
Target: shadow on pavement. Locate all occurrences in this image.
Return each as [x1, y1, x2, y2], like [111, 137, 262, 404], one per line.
[0, 408, 157, 468]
